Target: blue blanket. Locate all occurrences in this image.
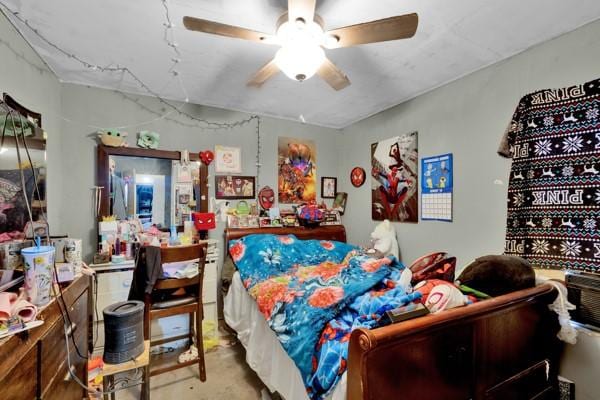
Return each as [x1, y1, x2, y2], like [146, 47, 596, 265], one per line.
[230, 234, 415, 398]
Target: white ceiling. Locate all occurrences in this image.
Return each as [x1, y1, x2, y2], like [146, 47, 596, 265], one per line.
[4, 0, 600, 128]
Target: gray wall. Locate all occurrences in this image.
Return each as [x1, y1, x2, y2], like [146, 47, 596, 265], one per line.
[0, 13, 63, 233]
[59, 83, 343, 258]
[339, 19, 600, 269]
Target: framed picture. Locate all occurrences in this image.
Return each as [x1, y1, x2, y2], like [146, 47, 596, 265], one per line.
[215, 175, 255, 199]
[215, 145, 242, 173]
[332, 192, 348, 215]
[321, 177, 337, 199]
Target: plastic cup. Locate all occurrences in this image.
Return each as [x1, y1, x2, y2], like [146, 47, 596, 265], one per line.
[21, 246, 55, 306]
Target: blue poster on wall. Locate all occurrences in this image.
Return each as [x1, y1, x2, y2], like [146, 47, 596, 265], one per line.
[421, 153, 453, 221]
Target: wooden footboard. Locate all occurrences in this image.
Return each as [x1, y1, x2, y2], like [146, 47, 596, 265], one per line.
[348, 284, 561, 400]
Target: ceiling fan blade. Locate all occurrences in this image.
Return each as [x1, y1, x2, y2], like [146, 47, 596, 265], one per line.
[317, 58, 351, 91]
[324, 13, 418, 49]
[247, 59, 280, 88]
[288, 0, 316, 23]
[183, 16, 274, 44]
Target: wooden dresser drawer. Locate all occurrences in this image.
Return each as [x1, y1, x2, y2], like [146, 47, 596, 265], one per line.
[40, 289, 88, 395]
[42, 348, 86, 400]
[0, 345, 38, 400]
[0, 275, 89, 400]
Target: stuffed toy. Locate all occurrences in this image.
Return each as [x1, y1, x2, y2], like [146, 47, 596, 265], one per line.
[413, 279, 471, 313]
[456, 255, 535, 297]
[97, 129, 128, 147]
[369, 219, 399, 260]
[409, 252, 456, 284]
[137, 131, 160, 149]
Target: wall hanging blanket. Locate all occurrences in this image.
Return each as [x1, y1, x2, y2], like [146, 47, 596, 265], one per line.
[499, 78, 600, 272]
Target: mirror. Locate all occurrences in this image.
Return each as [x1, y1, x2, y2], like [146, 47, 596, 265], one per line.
[0, 143, 47, 237]
[98, 146, 207, 230]
[0, 95, 47, 238]
[109, 156, 199, 229]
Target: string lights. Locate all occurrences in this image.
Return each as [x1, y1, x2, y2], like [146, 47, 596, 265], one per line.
[161, 0, 189, 103]
[256, 117, 262, 187]
[0, 1, 264, 183]
[0, 2, 259, 131]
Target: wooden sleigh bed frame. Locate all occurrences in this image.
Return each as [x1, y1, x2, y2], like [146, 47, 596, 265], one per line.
[225, 225, 561, 400]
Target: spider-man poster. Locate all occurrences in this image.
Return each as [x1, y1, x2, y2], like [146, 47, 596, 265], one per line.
[278, 137, 316, 204]
[371, 133, 418, 222]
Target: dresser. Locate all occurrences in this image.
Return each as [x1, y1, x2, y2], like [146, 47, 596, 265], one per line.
[0, 274, 90, 400]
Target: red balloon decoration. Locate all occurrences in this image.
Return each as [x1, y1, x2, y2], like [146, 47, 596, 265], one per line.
[200, 150, 214, 165]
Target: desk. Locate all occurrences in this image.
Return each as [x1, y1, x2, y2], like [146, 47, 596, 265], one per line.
[102, 340, 150, 400]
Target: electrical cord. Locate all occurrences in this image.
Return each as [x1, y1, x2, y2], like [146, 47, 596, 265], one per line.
[1, 103, 90, 360]
[64, 321, 144, 395]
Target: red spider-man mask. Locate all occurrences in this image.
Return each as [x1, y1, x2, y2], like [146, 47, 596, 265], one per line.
[258, 186, 275, 210]
[192, 212, 216, 230]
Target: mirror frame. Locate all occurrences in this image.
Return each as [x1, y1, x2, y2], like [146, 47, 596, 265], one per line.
[96, 144, 209, 220]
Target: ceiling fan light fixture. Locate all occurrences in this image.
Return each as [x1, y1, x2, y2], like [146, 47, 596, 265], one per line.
[324, 34, 340, 48]
[274, 20, 325, 82]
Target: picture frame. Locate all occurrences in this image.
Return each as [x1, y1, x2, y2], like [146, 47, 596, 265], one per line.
[332, 192, 348, 215]
[321, 177, 337, 199]
[215, 145, 242, 173]
[215, 175, 255, 199]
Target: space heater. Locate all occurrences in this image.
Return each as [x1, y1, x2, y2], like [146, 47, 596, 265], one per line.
[103, 300, 145, 364]
[565, 270, 600, 329]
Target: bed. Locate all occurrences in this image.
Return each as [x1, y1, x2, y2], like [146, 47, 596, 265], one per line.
[224, 226, 562, 400]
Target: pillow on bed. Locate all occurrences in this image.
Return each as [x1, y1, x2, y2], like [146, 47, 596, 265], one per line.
[229, 234, 358, 281]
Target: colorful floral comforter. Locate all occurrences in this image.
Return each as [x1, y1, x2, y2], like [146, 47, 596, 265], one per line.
[229, 234, 419, 399]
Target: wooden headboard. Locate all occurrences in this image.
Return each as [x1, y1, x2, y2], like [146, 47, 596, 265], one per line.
[224, 225, 347, 252]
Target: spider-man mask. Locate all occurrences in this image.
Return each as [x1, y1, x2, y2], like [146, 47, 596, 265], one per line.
[258, 186, 275, 210]
[192, 212, 216, 230]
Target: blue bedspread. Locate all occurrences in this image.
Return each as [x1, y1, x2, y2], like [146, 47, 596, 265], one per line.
[230, 234, 419, 399]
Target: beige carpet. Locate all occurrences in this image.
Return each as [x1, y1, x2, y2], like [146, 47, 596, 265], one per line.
[119, 342, 269, 400]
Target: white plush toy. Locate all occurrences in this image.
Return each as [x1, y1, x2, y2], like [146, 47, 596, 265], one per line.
[370, 219, 399, 260]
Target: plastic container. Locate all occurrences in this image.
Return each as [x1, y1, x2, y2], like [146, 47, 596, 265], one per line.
[21, 245, 55, 306]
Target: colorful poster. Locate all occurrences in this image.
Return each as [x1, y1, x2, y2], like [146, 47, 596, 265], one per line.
[421, 153, 453, 221]
[371, 132, 418, 222]
[278, 137, 316, 204]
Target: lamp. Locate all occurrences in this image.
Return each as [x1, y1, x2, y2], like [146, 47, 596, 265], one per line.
[274, 19, 325, 82]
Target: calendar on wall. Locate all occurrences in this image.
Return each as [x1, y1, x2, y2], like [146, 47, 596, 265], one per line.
[421, 153, 453, 221]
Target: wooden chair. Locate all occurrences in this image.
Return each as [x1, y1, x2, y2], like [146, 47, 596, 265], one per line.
[143, 244, 207, 382]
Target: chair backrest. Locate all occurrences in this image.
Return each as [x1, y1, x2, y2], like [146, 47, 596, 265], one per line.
[160, 243, 206, 264]
[153, 244, 207, 291]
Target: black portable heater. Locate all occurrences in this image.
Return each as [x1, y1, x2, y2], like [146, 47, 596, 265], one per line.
[565, 270, 600, 329]
[103, 300, 145, 364]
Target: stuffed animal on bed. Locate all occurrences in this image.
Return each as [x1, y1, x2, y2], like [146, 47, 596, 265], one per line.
[368, 219, 399, 259]
[456, 255, 535, 297]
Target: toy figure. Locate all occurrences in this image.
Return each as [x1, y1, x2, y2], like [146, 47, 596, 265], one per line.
[137, 131, 160, 149]
[98, 129, 128, 147]
[369, 219, 399, 259]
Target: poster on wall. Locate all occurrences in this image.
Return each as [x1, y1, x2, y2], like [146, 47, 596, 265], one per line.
[421, 153, 453, 221]
[278, 137, 316, 204]
[215, 145, 242, 173]
[371, 132, 418, 222]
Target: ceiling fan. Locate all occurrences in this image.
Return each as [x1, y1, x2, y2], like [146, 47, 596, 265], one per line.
[183, 0, 418, 91]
